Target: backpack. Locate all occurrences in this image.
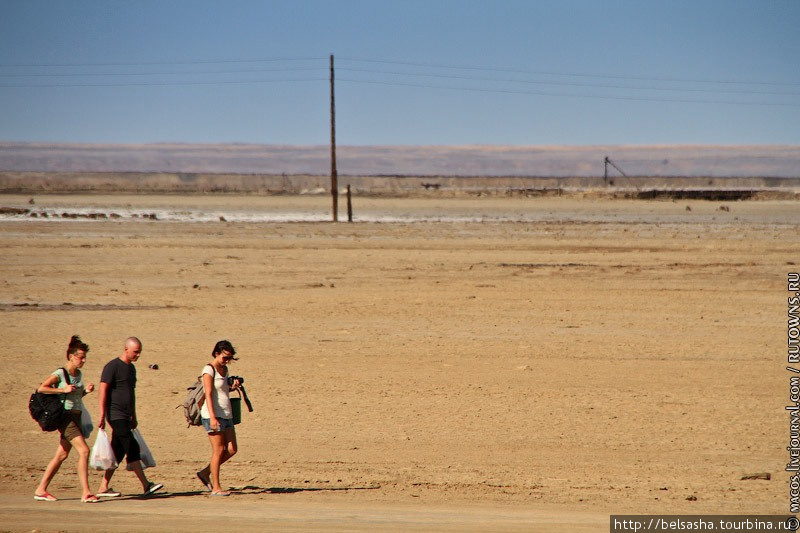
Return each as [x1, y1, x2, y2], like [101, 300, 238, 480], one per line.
[29, 368, 70, 432]
[180, 365, 215, 427]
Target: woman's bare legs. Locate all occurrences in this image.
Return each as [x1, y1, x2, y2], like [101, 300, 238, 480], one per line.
[68, 434, 94, 499]
[199, 428, 237, 494]
[35, 438, 71, 497]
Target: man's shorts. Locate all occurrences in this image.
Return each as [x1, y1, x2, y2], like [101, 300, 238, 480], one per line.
[109, 418, 141, 464]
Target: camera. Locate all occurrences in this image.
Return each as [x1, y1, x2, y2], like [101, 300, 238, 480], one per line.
[227, 376, 244, 387]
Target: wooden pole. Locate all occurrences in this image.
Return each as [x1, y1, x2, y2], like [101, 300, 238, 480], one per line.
[330, 54, 338, 222]
[347, 184, 353, 222]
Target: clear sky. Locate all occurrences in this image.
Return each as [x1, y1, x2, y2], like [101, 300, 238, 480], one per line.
[0, 0, 798, 146]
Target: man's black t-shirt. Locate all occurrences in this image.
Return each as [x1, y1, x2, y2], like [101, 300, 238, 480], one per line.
[100, 357, 136, 421]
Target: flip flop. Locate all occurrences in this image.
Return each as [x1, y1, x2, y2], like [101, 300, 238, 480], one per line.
[210, 490, 231, 496]
[33, 492, 58, 502]
[196, 472, 212, 492]
[96, 488, 121, 498]
[81, 495, 100, 503]
[143, 482, 164, 495]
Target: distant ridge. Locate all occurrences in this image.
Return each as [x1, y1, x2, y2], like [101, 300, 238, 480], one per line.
[0, 142, 798, 177]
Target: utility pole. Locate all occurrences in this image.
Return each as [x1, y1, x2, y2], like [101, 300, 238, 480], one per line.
[330, 54, 338, 222]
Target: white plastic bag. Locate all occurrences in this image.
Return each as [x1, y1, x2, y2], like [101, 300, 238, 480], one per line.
[127, 428, 156, 470]
[90, 429, 118, 471]
[80, 409, 93, 438]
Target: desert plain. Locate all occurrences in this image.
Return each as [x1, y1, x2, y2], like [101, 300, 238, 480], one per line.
[1, 193, 798, 531]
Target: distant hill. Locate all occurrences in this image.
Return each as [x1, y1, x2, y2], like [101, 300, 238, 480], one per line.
[0, 142, 798, 177]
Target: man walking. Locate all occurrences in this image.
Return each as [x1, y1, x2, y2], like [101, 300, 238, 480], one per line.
[96, 337, 163, 497]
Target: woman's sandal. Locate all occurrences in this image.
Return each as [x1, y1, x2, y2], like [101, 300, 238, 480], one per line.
[81, 494, 100, 503]
[33, 492, 58, 502]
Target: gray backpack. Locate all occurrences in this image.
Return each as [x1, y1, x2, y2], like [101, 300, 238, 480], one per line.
[180, 366, 214, 427]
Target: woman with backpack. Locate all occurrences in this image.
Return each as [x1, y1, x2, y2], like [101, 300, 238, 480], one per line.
[34, 335, 98, 503]
[195, 340, 242, 496]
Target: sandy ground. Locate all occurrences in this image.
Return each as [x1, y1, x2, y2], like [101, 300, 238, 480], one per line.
[1, 195, 798, 531]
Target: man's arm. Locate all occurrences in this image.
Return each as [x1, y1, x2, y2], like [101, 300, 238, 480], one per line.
[98, 381, 109, 430]
[131, 369, 137, 429]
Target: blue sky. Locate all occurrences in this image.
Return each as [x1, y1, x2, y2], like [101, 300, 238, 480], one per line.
[0, 0, 798, 146]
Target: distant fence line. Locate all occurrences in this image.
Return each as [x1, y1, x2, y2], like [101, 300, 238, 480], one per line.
[1, 171, 799, 196]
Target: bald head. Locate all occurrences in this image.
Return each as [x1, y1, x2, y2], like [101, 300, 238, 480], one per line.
[125, 337, 142, 350]
[121, 336, 142, 364]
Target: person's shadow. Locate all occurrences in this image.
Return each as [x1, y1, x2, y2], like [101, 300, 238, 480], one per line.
[108, 483, 382, 500]
[239, 484, 381, 495]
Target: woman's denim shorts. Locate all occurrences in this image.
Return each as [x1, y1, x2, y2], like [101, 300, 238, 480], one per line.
[201, 417, 234, 434]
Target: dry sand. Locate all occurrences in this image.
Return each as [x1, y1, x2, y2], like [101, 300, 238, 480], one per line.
[1, 195, 798, 531]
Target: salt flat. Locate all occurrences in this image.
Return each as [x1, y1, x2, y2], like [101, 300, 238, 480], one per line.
[2, 195, 796, 531]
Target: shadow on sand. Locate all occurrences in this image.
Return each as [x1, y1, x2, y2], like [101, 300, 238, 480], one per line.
[239, 484, 382, 495]
[99, 484, 382, 501]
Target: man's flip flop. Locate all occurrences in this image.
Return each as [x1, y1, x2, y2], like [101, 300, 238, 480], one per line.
[143, 482, 164, 495]
[33, 492, 58, 502]
[196, 472, 212, 491]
